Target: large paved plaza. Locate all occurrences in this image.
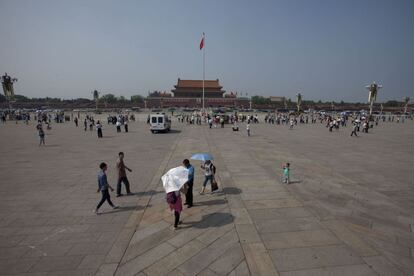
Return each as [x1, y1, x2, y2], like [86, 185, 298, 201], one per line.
[0, 116, 413, 276]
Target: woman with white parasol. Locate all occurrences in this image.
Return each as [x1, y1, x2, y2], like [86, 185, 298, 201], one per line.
[161, 165, 189, 230]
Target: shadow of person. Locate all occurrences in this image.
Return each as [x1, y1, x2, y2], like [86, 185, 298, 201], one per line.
[155, 129, 182, 134]
[184, 212, 234, 229]
[44, 144, 60, 147]
[221, 187, 242, 195]
[99, 205, 142, 215]
[128, 190, 164, 197]
[195, 199, 227, 206]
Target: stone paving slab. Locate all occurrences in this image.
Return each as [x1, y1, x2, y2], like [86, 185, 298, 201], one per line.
[279, 264, 377, 276]
[270, 245, 365, 271]
[29, 255, 84, 273]
[208, 243, 245, 275]
[1, 117, 414, 275]
[242, 243, 279, 276]
[176, 229, 239, 276]
[262, 229, 341, 249]
[116, 242, 176, 276]
[363, 255, 406, 276]
[228, 261, 250, 276]
[321, 220, 379, 257]
[255, 217, 323, 233]
[143, 239, 206, 276]
[244, 198, 303, 210]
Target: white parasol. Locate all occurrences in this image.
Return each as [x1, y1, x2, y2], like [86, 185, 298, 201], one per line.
[161, 166, 189, 193]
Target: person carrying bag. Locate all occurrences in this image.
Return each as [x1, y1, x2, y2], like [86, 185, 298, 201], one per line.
[200, 160, 219, 194]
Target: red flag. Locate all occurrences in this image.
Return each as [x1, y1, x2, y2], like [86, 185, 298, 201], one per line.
[199, 33, 204, 50]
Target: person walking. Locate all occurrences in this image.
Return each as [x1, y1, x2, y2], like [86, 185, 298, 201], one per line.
[282, 163, 290, 184]
[96, 121, 103, 138]
[246, 122, 251, 136]
[38, 127, 45, 146]
[95, 162, 118, 214]
[200, 160, 215, 194]
[124, 119, 129, 132]
[89, 120, 94, 131]
[351, 123, 358, 137]
[116, 121, 122, 133]
[84, 119, 87, 131]
[116, 152, 132, 197]
[183, 159, 194, 208]
[74, 117, 78, 127]
[208, 117, 213, 129]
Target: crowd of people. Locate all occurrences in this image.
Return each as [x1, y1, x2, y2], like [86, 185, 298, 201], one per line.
[166, 158, 218, 229]
[1, 108, 413, 230]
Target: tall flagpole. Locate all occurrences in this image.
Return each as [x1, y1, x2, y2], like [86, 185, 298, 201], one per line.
[202, 32, 205, 114]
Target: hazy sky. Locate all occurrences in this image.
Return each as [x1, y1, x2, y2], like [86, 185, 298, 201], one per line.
[1, 0, 413, 102]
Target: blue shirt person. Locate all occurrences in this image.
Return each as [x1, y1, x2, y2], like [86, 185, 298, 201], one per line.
[95, 162, 118, 214]
[183, 159, 194, 208]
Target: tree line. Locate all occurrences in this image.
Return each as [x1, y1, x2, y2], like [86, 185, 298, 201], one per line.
[0, 93, 408, 108]
[0, 94, 145, 104]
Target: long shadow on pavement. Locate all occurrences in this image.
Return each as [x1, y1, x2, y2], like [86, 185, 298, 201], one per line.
[221, 187, 242, 194]
[195, 199, 227, 206]
[99, 205, 143, 215]
[128, 190, 164, 197]
[183, 212, 234, 229]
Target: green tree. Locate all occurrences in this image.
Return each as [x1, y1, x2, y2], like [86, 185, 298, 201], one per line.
[101, 94, 117, 103]
[251, 96, 270, 105]
[131, 95, 144, 103]
[14, 95, 30, 102]
[384, 100, 400, 107]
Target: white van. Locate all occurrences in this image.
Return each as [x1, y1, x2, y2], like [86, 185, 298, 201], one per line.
[150, 113, 171, 133]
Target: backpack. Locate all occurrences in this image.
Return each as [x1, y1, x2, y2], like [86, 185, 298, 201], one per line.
[166, 192, 177, 204]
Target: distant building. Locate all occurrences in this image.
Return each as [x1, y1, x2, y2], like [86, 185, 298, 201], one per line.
[145, 78, 248, 108]
[148, 91, 172, 98]
[171, 79, 225, 98]
[269, 96, 285, 102]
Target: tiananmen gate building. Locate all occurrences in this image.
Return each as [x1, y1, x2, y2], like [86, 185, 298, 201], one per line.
[146, 79, 249, 108]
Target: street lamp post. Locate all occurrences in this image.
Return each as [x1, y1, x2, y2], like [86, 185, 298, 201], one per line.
[1, 73, 18, 112]
[403, 97, 410, 114]
[296, 93, 302, 113]
[92, 90, 100, 111]
[365, 82, 382, 117]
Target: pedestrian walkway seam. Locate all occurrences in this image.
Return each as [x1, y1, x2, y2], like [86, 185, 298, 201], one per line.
[205, 127, 280, 275]
[108, 129, 184, 276]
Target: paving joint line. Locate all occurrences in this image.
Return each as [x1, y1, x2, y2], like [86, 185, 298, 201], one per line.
[109, 128, 184, 276]
[204, 127, 270, 275]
